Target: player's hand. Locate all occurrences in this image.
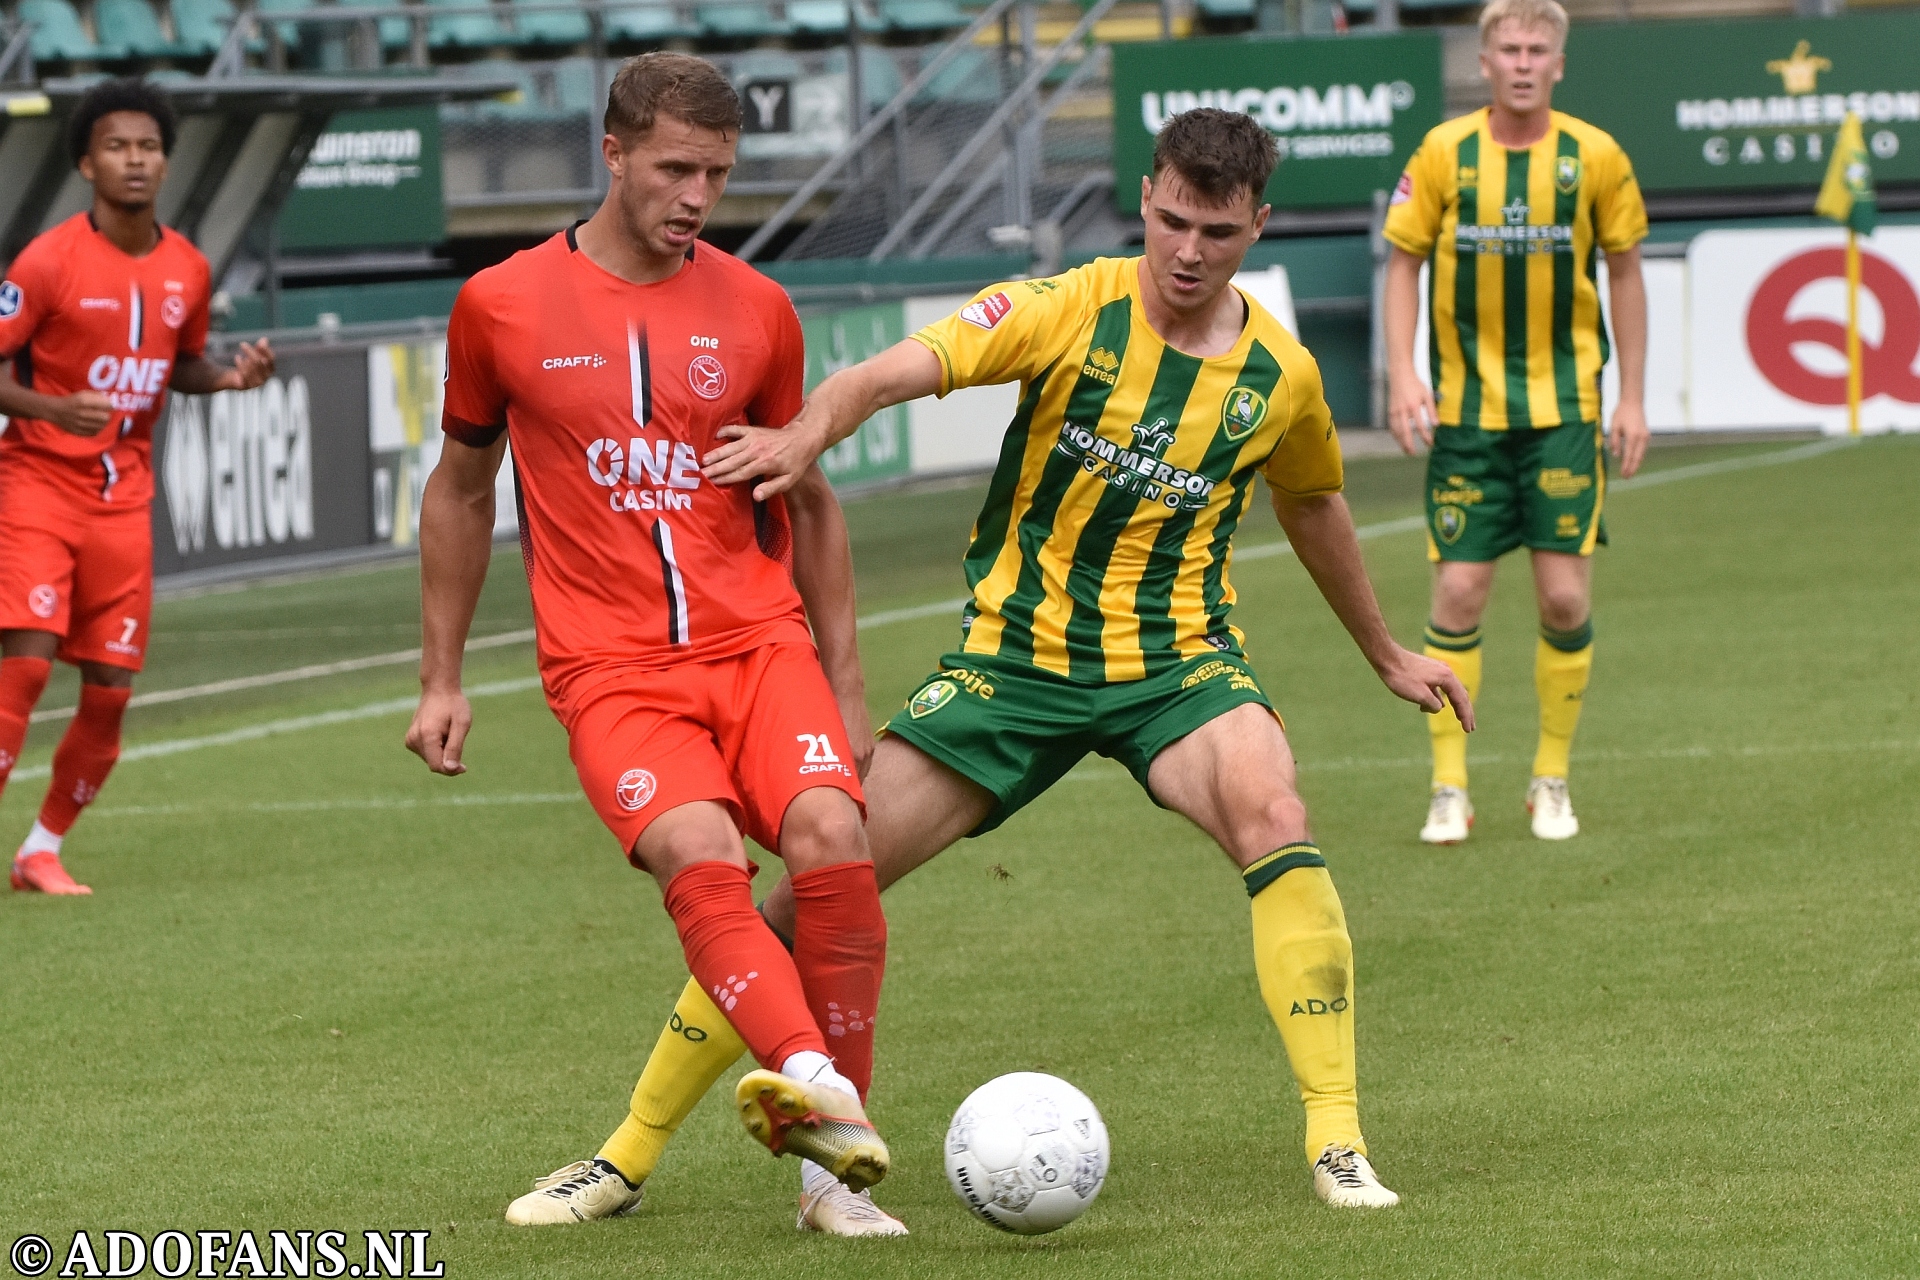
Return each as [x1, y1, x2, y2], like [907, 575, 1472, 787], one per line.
[833, 683, 874, 779]
[406, 688, 473, 776]
[1609, 399, 1650, 479]
[226, 339, 275, 392]
[703, 420, 827, 501]
[1386, 368, 1437, 453]
[1377, 646, 1475, 731]
[48, 390, 114, 435]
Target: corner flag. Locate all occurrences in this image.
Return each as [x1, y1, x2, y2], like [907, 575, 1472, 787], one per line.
[1816, 112, 1877, 236]
[1816, 112, 1876, 435]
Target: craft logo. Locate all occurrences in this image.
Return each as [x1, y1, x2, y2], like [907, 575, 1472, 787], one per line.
[543, 353, 605, 369]
[1219, 385, 1268, 442]
[1745, 247, 1920, 405]
[616, 768, 657, 811]
[688, 353, 727, 400]
[1556, 155, 1582, 194]
[0, 279, 19, 318]
[909, 680, 957, 719]
[1433, 504, 1467, 544]
[960, 292, 1013, 331]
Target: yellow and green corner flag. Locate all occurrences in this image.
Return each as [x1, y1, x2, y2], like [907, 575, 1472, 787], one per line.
[1816, 112, 1878, 235]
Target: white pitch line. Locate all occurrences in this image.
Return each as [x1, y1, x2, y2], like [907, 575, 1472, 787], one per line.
[7, 676, 542, 783]
[88, 791, 583, 819]
[14, 438, 1854, 741]
[28, 628, 536, 726]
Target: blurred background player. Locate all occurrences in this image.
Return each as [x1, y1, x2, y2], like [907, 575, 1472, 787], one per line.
[0, 78, 275, 895]
[403, 53, 893, 1227]
[520, 108, 1474, 1233]
[1382, 0, 1649, 845]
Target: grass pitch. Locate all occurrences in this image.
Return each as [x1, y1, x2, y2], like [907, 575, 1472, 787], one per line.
[4, 436, 1917, 1278]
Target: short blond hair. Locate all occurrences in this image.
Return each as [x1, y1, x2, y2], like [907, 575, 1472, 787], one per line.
[1479, 0, 1568, 48]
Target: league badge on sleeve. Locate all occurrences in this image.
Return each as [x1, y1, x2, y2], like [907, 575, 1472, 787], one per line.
[0, 280, 21, 319]
[1390, 172, 1414, 206]
[960, 292, 1014, 331]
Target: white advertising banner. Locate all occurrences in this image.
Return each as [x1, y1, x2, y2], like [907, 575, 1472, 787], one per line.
[1688, 226, 1920, 434]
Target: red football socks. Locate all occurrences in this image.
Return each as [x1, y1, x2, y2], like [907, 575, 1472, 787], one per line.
[662, 859, 827, 1071]
[0, 656, 52, 803]
[38, 683, 131, 835]
[790, 860, 887, 1102]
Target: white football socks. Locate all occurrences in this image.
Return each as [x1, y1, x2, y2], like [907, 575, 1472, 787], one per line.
[18, 820, 62, 857]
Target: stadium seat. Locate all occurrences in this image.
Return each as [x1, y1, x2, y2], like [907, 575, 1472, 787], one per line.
[171, 0, 235, 53]
[95, 0, 184, 56]
[822, 44, 904, 113]
[697, 3, 791, 39]
[510, 0, 589, 45]
[551, 56, 601, 114]
[16, 0, 100, 59]
[786, 0, 879, 34]
[878, 0, 967, 31]
[1193, 0, 1254, 16]
[914, 44, 1000, 103]
[353, 0, 417, 50]
[604, 3, 701, 42]
[252, 0, 312, 48]
[427, 0, 512, 48]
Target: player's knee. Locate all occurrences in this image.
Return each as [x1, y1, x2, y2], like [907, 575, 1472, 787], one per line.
[1537, 591, 1590, 634]
[779, 790, 868, 872]
[1239, 793, 1310, 858]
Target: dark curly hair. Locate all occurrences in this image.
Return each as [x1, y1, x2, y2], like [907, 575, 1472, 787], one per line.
[1151, 107, 1278, 209]
[67, 77, 178, 166]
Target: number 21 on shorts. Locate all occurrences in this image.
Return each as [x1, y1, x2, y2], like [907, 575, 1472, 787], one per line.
[797, 733, 841, 765]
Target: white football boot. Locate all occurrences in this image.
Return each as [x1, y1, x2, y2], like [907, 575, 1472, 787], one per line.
[504, 1158, 643, 1225]
[1418, 786, 1473, 845]
[1312, 1145, 1401, 1208]
[797, 1183, 910, 1237]
[1527, 776, 1580, 840]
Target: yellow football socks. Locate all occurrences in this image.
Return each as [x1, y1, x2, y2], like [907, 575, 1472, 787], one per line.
[1243, 845, 1365, 1163]
[1533, 620, 1594, 779]
[597, 977, 747, 1185]
[1423, 622, 1483, 791]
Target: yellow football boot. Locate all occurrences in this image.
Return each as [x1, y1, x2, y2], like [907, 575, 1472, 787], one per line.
[735, 1069, 890, 1191]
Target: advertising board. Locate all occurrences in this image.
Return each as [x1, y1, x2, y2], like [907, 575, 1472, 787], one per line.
[277, 107, 447, 251]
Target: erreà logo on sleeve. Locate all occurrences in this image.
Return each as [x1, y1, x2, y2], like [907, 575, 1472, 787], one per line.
[960, 292, 1014, 331]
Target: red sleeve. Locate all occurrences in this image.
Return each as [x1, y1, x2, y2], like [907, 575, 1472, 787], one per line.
[748, 288, 805, 429]
[441, 278, 507, 446]
[0, 241, 57, 361]
[177, 257, 211, 360]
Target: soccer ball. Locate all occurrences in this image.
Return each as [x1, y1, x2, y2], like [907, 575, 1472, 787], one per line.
[943, 1072, 1109, 1235]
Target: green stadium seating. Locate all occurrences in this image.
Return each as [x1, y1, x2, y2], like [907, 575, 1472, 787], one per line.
[822, 43, 905, 112]
[511, 0, 589, 45]
[878, 0, 967, 31]
[95, 0, 184, 56]
[171, 0, 234, 53]
[604, 3, 700, 42]
[17, 0, 100, 59]
[252, 0, 312, 47]
[786, 0, 879, 34]
[427, 0, 512, 48]
[697, 3, 791, 39]
[353, 0, 418, 50]
[1193, 0, 1254, 16]
[913, 43, 999, 103]
[552, 55, 600, 113]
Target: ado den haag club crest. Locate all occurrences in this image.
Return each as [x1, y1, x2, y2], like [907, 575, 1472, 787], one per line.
[1555, 155, 1581, 194]
[1219, 385, 1268, 443]
[909, 679, 957, 719]
[1433, 504, 1467, 545]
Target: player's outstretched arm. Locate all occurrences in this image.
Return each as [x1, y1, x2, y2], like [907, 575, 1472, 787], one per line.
[1271, 489, 1475, 730]
[703, 339, 943, 501]
[786, 463, 873, 777]
[407, 434, 508, 776]
[171, 339, 275, 395]
[1383, 248, 1437, 454]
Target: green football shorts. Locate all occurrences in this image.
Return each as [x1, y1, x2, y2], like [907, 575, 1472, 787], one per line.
[882, 648, 1279, 835]
[1425, 421, 1608, 562]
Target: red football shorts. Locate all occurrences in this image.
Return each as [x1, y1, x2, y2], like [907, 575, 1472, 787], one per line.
[0, 491, 151, 671]
[565, 641, 865, 862]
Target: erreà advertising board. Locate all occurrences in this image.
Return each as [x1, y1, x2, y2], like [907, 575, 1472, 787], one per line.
[1110, 32, 1443, 211]
[1553, 11, 1920, 194]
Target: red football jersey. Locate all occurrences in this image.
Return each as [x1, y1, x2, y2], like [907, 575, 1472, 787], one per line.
[442, 227, 813, 712]
[0, 213, 212, 510]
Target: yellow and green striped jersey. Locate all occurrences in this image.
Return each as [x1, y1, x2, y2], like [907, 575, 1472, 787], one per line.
[1383, 109, 1648, 430]
[910, 256, 1343, 684]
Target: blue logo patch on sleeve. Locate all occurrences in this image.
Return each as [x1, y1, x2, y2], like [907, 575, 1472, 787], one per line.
[0, 280, 20, 319]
